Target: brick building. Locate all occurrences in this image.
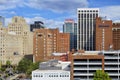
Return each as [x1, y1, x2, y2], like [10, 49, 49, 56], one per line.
[33, 28, 70, 62]
[112, 23, 120, 50]
[95, 17, 113, 50]
[58, 33, 70, 53]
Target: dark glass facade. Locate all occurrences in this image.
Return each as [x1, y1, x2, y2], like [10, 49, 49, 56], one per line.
[63, 19, 77, 51]
[30, 21, 45, 32]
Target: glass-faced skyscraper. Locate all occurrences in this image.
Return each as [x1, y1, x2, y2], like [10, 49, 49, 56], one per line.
[77, 8, 99, 51]
[63, 19, 77, 51]
[0, 16, 5, 26]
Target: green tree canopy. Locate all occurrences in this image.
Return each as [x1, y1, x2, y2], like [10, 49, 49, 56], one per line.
[17, 58, 40, 76]
[93, 70, 111, 80]
[17, 58, 32, 73]
[6, 60, 11, 66]
[6, 60, 11, 68]
[26, 62, 39, 75]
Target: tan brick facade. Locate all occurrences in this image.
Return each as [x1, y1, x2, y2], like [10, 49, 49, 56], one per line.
[0, 16, 33, 65]
[0, 27, 23, 65]
[8, 16, 33, 55]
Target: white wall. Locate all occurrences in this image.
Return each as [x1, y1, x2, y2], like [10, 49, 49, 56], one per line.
[32, 70, 70, 80]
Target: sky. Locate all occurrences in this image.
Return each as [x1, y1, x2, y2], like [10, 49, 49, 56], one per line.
[0, 0, 120, 31]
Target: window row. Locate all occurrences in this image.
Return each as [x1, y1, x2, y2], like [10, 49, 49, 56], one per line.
[33, 74, 69, 77]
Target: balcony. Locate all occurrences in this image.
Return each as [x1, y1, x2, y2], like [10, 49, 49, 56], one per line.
[74, 67, 102, 70]
[74, 73, 88, 76]
[74, 62, 87, 65]
[89, 67, 102, 70]
[74, 62, 102, 65]
[74, 73, 93, 76]
[108, 73, 119, 76]
[74, 67, 87, 70]
[105, 62, 118, 65]
[105, 56, 118, 59]
[104, 68, 118, 70]
[88, 62, 102, 65]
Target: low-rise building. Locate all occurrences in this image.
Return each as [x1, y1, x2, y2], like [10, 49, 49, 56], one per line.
[71, 51, 104, 80]
[32, 60, 70, 80]
[70, 50, 120, 80]
[103, 51, 120, 80]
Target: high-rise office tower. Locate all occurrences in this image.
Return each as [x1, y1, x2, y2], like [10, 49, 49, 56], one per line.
[30, 21, 45, 32]
[77, 8, 99, 51]
[63, 19, 77, 51]
[0, 16, 5, 26]
[74, 23, 77, 50]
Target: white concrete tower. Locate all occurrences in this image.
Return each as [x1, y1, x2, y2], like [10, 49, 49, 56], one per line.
[77, 8, 99, 51]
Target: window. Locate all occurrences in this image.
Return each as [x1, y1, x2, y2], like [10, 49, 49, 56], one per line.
[36, 75, 38, 77]
[13, 52, 19, 55]
[15, 18, 17, 22]
[34, 75, 36, 77]
[38, 34, 42, 37]
[60, 75, 62, 77]
[41, 75, 43, 77]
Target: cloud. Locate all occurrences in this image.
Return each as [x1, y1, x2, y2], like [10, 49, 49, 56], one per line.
[0, 0, 88, 13]
[0, 0, 89, 17]
[0, 0, 26, 10]
[5, 18, 12, 26]
[26, 0, 88, 13]
[10, 11, 17, 15]
[0, 11, 17, 17]
[100, 5, 120, 21]
[113, 20, 120, 23]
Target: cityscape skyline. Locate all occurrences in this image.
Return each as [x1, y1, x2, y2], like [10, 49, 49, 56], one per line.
[0, 1, 120, 80]
[0, 0, 120, 31]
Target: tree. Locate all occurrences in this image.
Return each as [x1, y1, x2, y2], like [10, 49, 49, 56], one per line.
[0, 61, 1, 69]
[26, 62, 39, 76]
[93, 70, 111, 80]
[0, 67, 5, 72]
[6, 60, 11, 68]
[17, 58, 32, 73]
[17, 58, 40, 78]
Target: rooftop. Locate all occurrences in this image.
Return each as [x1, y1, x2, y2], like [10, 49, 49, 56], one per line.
[52, 53, 67, 56]
[39, 60, 70, 71]
[73, 51, 100, 55]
